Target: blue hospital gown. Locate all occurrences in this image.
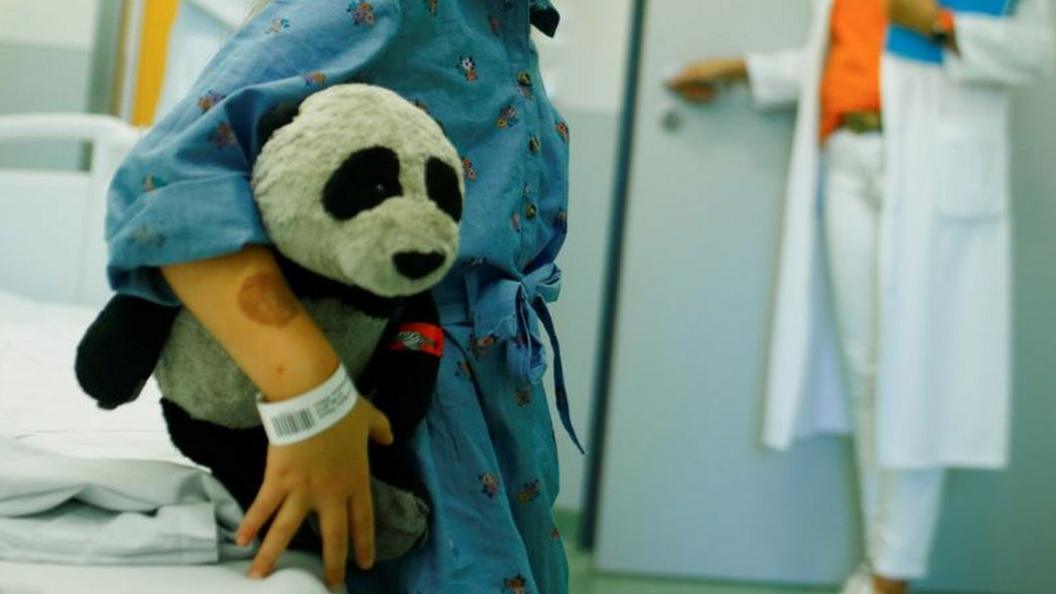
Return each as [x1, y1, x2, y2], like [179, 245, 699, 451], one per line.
[104, 1, 581, 592]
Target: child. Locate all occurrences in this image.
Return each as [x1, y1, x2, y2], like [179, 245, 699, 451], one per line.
[106, 1, 579, 592]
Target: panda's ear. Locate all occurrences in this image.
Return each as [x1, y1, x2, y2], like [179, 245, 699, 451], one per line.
[257, 102, 301, 146]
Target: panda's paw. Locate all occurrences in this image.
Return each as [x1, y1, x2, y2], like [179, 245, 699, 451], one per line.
[77, 364, 149, 410]
[371, 476, 430, 562]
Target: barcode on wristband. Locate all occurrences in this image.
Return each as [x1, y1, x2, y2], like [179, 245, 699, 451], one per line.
[271, 410, 317, 438]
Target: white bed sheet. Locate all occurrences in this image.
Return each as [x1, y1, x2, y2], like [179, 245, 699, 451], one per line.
[0, 291, 337, 593]
[0, 290, 187, 463]
[0, 552, 336, 594]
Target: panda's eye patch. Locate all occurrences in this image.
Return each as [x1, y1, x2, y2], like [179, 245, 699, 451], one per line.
[425, 157, 463, 222]
[322, 146, 403, 221]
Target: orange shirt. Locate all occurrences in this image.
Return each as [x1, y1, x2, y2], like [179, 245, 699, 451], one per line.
[820, 0, 888, 142]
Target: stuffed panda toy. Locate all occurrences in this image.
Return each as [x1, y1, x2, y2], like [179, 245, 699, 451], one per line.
[75, 84, 464, 562]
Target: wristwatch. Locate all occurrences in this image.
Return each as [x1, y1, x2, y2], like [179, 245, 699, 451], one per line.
[930, 9, 956, 46]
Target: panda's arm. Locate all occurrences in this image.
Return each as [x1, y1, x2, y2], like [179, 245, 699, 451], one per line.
[358, 292, 442, 443]
[76, 295, 180, 409]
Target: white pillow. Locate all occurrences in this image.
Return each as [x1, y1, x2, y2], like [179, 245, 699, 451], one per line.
[0, 291, 192, 464]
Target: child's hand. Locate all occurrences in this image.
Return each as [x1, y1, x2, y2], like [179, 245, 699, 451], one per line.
[236, 398, 394, 590]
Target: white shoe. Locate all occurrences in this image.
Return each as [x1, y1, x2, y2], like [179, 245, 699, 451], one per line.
[840, 564, 878, 594]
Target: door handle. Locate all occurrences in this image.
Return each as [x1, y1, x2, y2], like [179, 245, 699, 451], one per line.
[661, 109, 683, 132]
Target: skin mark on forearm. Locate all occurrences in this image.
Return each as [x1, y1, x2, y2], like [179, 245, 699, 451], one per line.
[238, 272, 301, 327]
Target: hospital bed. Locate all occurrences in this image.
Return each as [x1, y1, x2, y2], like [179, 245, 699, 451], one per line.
[0, 114, 337, 594]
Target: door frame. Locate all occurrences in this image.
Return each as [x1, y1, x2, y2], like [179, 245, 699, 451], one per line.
[579, 0, 649, 551]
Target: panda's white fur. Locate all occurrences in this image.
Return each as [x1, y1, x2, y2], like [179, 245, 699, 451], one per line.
[156, 84, 463, 427]
[251, 84, 463, 298]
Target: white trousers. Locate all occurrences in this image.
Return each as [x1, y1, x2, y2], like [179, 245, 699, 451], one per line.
[822, 130, 946, 580]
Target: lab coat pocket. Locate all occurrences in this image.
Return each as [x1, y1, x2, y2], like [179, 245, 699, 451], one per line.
[935, 126, 1005, 221]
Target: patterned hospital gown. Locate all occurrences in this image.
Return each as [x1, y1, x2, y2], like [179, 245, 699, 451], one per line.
[104, 1, 582, 592]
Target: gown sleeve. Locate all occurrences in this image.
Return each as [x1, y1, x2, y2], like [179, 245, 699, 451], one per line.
[106, 0, 404, 305]
[943, 0, 1055, 87]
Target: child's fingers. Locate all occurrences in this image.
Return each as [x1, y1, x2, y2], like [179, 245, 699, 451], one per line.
[369, 409, 394, 446]
[249, 495, 309, 579]
[349, 481, 376, 570]
[238, 480, 284, 545]
[318, 502, 350, 589]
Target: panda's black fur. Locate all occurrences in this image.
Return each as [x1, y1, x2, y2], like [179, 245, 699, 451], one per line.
[75, 84, 465, 564]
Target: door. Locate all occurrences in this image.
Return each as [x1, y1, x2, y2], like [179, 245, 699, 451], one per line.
[592, 0, 1056, 592]
[593, 0, 857, 585]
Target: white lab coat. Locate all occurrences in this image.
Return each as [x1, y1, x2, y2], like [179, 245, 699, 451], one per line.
[750, 0, 1055, 469]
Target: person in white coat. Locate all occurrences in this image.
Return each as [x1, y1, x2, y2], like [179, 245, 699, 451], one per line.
[669, 0, 1054, 593]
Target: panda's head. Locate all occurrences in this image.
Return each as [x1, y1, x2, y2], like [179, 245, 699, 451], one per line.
[251, 84, 463, 298]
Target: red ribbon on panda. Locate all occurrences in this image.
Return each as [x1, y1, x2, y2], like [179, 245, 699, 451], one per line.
[388, 323, 445, 357]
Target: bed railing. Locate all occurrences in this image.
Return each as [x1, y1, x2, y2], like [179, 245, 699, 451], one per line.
[0, 114, 141, 308]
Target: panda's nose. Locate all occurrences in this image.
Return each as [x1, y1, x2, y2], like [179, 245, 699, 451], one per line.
[393, 251, 444, 280]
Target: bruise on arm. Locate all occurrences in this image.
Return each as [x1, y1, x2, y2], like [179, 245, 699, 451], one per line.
[162, 246, 339, 402]
[238, 272, 301, 327]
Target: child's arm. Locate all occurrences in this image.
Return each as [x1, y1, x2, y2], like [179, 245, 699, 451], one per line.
[104, 3, 405, 587]
[161, 245, 338, 399]
[162, 245, 393, 589]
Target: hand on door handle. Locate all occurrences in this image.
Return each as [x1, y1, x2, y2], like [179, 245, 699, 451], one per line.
[666, 58, 748, 104]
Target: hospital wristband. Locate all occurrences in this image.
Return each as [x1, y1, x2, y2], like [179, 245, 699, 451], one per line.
[255, 364, 358, 446]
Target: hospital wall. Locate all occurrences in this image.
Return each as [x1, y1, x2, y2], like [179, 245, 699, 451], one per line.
[0, 0, 99, 169]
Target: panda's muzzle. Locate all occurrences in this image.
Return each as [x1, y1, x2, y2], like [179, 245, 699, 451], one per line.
[393, 251, 445, 280]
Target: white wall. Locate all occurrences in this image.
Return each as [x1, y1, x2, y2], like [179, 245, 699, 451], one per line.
[0, 0, 99, 50]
